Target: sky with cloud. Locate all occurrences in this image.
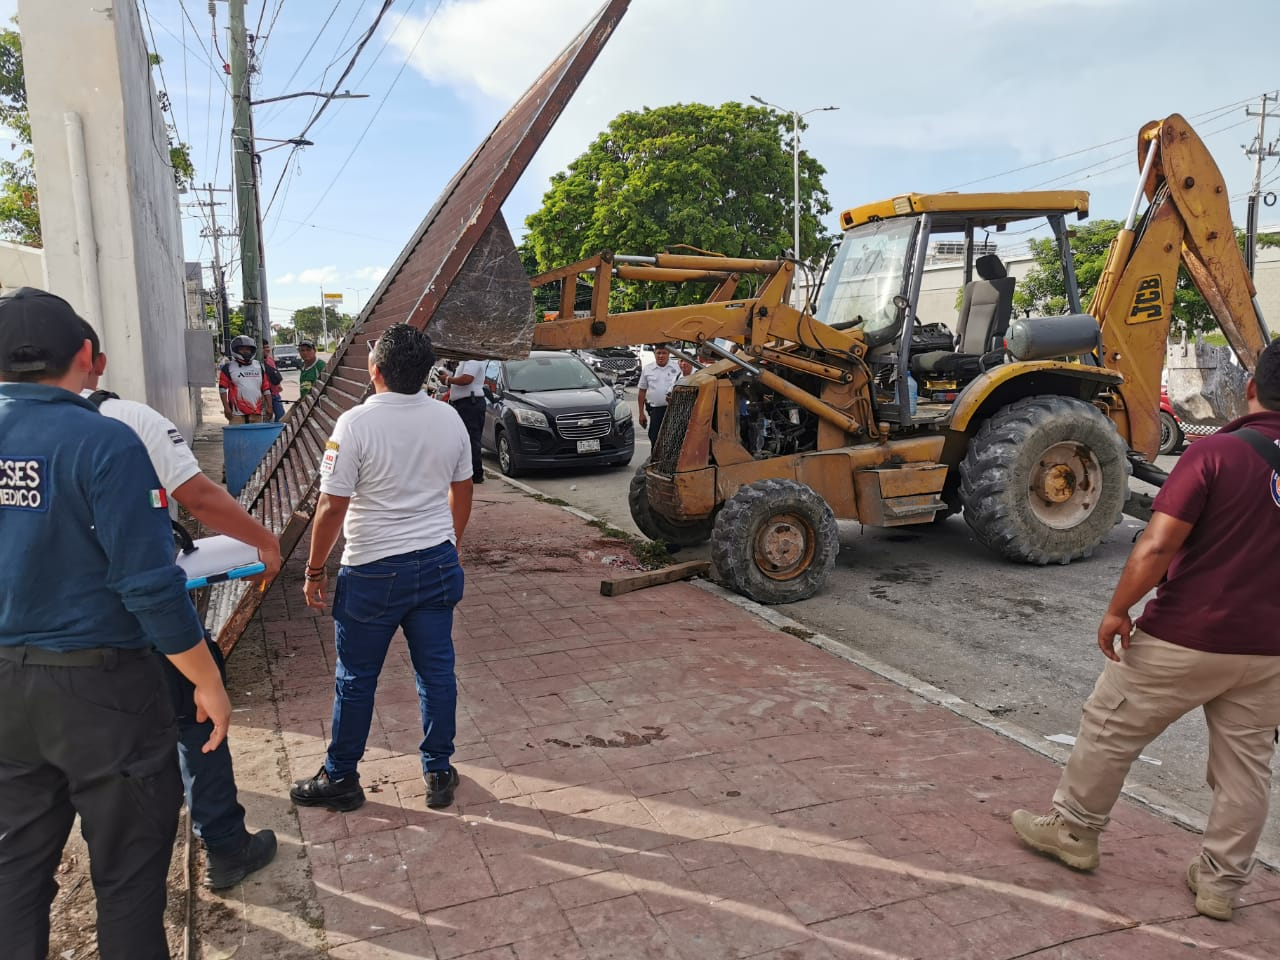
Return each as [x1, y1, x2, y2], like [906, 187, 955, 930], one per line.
[6, 0, 1280, 329]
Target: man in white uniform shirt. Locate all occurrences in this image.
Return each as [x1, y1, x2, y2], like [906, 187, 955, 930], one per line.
[637, 345, 680, 445]
[292, 324, 474, 811]
[82, 342, 282, 890]
[448, 358, 489, 483]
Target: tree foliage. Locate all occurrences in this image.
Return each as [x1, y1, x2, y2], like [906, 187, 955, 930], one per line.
[289, 305, 353, 345]
[522, 102, 835, 311]
[1014, 219, 1280, 336]
[0, 23, 195, 246]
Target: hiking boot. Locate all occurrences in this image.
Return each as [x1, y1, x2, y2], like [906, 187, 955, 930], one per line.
[205, 829, 278, 891]
[290, 766, 365, 812]
[425, 766, 460, 809]
[1186, 860, 1234, 921]
[1010, 809, 1100, 871]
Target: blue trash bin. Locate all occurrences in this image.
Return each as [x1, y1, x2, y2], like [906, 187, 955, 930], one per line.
[223, 422, 286, 496]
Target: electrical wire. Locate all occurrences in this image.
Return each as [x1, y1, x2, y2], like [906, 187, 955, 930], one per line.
[296, 0, 396, 141]
[276, 1, 441, 248]
[943, 93, 1262, 191]
[261, 0, 343, 109]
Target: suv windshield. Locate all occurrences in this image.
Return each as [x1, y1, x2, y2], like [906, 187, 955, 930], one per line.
[815, 217, 918, 345]
[506, 356, 601, 392]
[274, 346, 300, 357]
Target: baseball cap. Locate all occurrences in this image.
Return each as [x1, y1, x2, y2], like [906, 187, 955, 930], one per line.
[0, 287, 93, 375]
[299, 339, 315, 348]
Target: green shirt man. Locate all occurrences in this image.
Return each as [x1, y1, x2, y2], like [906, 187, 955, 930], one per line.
[298, 340, 325, 400]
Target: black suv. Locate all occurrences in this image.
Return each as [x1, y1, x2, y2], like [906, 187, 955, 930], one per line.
[481, 352, 634, 476]
[272, 344, 302, 370]
[571, 346, 641, 386]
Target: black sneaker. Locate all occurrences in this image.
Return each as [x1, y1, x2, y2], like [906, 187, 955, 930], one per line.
[290, 766, 365, 812]
[205, 829, 278, 891]
[425, 766, 460, 809]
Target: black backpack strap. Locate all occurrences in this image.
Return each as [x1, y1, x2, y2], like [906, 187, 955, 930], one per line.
[1232, 428, 1280, 473]
[86, 389, 119, 409]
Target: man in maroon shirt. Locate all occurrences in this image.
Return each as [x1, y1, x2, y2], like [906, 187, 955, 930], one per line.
[1011, 340, 1280, 921]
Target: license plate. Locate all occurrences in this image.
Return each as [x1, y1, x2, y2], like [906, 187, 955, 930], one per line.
[577, 439, 601, 454]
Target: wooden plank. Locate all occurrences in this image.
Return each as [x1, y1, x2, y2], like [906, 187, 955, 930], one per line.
[599, 561, 711, 597]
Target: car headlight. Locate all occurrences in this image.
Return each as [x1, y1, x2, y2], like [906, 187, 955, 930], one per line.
[512, 406, 549, 429]
[613, 401, 632, 423]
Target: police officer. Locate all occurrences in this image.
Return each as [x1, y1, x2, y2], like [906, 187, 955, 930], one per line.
[85, 340, 280, 891]
[0, 288, 233, 960]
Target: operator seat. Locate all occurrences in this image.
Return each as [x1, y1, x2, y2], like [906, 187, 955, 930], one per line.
[911, 253, 1016, 379]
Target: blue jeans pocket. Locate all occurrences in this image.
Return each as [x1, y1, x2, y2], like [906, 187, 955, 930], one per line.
[338, 569, 398, 623]
[436, 560, 464, 607]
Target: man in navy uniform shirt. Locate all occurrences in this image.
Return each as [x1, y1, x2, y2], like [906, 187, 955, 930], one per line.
[0, 288, 232, 960]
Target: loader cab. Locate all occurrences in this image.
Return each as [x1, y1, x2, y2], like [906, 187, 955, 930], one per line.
[814, 190, 1091, 426]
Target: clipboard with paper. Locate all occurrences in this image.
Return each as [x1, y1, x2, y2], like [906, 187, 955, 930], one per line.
[176, 534, 265, 590]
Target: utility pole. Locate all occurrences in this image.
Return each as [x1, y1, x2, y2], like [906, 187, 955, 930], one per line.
[319, 287, 332, 351]
[192, 183, 235, 355]
[228, 0, 262, 345]
[1244, 92, 1280, 277]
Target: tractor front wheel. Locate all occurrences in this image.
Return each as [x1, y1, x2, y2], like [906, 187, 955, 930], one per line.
[710, 478, 839, 604]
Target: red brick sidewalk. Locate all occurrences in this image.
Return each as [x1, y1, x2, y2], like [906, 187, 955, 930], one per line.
[257, 483, 1280, 959]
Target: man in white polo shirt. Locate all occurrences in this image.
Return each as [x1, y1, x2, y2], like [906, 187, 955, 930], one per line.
[292, 324, 474, 812]
[637, 345, 680, 445]
[447, 358, 489, 483]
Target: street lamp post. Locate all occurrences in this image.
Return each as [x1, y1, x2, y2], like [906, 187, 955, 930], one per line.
[749, 96, 840, 264]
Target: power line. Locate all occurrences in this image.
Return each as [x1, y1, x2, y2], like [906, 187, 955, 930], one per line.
[296, 0, 396, 141]
[942, 94, 1262, 191]
[277, 1, 441, 247]
[262, 0, 343, 111]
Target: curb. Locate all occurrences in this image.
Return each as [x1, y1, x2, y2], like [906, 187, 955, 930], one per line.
[491, 470, 1280, 873]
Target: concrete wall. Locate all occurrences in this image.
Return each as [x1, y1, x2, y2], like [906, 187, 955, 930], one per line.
[0, 240, 46, 290]
[18, 0, 193, 440]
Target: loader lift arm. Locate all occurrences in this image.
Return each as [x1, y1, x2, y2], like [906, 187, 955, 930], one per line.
[1091, 113, 1272, 460]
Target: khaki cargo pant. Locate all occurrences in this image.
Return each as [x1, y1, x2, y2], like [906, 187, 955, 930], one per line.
[1054, 628, 1280, 898]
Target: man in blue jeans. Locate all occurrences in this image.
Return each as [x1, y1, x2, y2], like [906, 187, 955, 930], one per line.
[292, 324, 474, 811]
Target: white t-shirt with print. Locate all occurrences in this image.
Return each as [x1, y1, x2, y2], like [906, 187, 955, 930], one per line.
[223, 359, 265, 409]
[83, 390, 201, 518]
[449, 360, 488, 400]
[638, 361, 681, 407]
[319, 390, 473, 567]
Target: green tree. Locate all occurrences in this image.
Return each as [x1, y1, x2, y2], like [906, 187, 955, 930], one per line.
[522, 102, 835, 311]
[0, 22, 194, 245]
[1014, 220, 1279, 336]
[289, 305, 352, 345]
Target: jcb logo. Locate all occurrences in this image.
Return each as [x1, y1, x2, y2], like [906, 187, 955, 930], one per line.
[1128, 275, 1164, 323]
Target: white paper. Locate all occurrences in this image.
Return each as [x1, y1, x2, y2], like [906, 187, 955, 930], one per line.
[1046, 733, 1161, 766]
[176, 535, 261, 581]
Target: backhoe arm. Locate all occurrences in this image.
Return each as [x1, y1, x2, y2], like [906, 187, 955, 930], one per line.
[1092, 113, 1270, 459]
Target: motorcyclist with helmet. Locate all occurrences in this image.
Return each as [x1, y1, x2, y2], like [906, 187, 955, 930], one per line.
[218, 336, 279, 423]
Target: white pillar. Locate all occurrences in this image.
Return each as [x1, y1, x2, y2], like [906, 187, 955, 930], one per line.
[18, 0, 194, 440]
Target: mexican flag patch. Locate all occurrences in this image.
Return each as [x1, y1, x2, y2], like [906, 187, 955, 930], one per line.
[149, 489, 169, 509]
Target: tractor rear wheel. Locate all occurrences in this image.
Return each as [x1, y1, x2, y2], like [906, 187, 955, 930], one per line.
[710, 478, 839, 604]
[627, 465, 713, 546]
[959, 395, 1128, 564]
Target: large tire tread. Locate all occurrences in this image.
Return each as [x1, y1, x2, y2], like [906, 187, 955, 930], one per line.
[959, 395, 1129, 565]
[627, 465, 712, 546]
[710, 478, 838, 604]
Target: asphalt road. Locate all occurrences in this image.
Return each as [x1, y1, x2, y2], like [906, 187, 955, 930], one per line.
[484, 386, 1280, 852]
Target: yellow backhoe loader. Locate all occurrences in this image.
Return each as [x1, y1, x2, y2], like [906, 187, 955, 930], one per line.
[529, 114, 1271, 604]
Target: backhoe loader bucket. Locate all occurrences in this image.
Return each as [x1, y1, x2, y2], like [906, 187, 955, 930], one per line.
[204, 0, 631, 655]
[1165, 339, 1249, 427]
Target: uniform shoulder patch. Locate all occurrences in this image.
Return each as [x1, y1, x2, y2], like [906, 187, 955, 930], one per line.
[166, 428, 186, 447]
[0, 456, 47, 512]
